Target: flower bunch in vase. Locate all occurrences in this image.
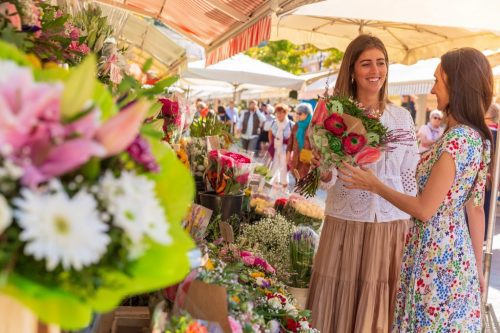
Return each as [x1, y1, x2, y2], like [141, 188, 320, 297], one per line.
[205, 150, 252, 195]
[289, 227, 319, 289]
[0, 42, 194, 330]
[296, 95, 413, 197]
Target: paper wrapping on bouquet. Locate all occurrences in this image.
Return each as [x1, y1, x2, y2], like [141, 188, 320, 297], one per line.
[182, 280, 231, 333]
[342, 113, 367, 136]
[205, 150, 252, 196]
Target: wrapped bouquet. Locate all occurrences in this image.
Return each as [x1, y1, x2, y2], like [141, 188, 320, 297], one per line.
[295, 96, 410, 197]
[206, 149, 252, 195]
[0, 42, 194, 329]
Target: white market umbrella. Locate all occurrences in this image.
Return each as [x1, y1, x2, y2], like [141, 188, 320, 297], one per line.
[271, 0, 500, 64]
[182, 54, 305, 90]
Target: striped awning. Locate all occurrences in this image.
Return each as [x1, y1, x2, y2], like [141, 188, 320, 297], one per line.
[97, 0, 321, 65]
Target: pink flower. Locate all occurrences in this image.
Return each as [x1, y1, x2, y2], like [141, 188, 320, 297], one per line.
[311, 98, 328, 126]
[0, 3, 21, 30]
[324, 113, 347, 137]
[95, 100, 149, 157]
[159, 98, 179, 117]
[342, 133, 367, 155]
[228, 316, 243, 333]
[235, 173, 249, 185]
[69, 27, 80, 40]
[354, 146, 381, 165]
[21, 139, 105, 187]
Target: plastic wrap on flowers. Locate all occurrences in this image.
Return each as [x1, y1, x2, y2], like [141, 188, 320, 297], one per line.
[0, 44, 195, 330]
[289, 227, 319, 289]
[205, 150, 252, 196]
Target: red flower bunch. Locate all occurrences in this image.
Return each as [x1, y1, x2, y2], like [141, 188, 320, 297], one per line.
[274, 198, 288, 213]
[206, 150, 252, 195]
[285, 317, 301, 332]
[159, 98, 182, 144]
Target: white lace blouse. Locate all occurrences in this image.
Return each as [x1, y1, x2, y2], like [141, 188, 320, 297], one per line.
[323, 104, 419, 222]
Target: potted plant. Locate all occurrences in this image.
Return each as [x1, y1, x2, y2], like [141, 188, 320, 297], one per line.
[288, 227, 319, 309]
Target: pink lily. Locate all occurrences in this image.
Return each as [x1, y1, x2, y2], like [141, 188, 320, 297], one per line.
[95, 100, 149, 157]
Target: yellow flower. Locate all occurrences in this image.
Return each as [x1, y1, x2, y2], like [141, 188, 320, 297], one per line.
[244, 188, 252, 197]
[250, 272, 265, 278]
[231, 295, 240, 304]
[204, 259, 214, 271]
[43, 61, 60, 69]
[26, 54, 41, 69]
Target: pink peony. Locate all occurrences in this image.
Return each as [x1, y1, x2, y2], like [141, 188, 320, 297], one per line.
[324, 113, 347, 137]
[342, 133, 367, 155]
[354, 146, 381, 165]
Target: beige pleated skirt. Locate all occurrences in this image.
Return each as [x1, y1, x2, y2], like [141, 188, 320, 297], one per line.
[306, 216, 412, 333]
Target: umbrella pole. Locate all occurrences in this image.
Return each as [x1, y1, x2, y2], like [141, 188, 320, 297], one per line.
[483, 118, 500, 331]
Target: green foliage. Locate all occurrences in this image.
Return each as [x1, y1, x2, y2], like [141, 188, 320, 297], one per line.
[71, 3, 114, 55]
[189, 116, 231, 138]
[246, 40, 343, 74]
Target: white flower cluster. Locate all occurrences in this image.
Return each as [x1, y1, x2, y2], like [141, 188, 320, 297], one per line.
[13, 182, 110, 270]
[99, 171, 171, 258]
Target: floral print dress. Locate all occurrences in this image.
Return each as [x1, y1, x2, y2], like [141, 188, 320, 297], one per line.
[393, 125, 490, 332]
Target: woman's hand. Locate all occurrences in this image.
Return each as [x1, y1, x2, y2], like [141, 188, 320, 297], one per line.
[338, 162, 382, 193]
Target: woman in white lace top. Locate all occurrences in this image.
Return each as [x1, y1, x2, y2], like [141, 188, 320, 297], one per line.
[306, 35, 419, 333]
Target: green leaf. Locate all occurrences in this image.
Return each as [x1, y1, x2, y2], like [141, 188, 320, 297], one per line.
[33, 67, 70, 82]
[140, 75, 178, 97]
[0, 40, 31, 66]
[93, 81, 118, 121]
[142, 58, 154, 72]
[61, 55, 97, 121]
[140, 123, 164, 141]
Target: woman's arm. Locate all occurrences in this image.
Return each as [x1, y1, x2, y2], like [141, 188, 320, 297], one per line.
[339, 152, 455, 222]
[268, 130, 273, 143]
[466, 200, 486, 293]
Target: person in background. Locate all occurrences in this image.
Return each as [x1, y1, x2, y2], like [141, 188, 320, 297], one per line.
[286, 103, 313, 181]
[217, 105, 230, 123]
[269, 104, 292, 188]
[258, 103, 275, 157]
[237, 100, 266, 153]
[402, 95, 417, 122]
[225, 100, 239, 132]
[417, 109, 444, 153]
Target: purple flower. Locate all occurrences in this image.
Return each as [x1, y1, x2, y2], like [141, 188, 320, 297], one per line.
[126, 135, 160, 172]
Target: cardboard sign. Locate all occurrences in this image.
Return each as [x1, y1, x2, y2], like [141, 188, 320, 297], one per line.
[183, 280, 231, 333]
[184, 204, 213, 242]
[219, 222, 234, 243]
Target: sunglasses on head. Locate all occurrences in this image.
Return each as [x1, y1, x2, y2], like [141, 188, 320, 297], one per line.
[432, 116, 442, 120]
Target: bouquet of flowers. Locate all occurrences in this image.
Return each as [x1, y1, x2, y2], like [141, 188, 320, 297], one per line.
[0, 42, 194, 329]
[282, 195, 324, 231]
[159, 97, 183, 144]
[289, 227, 319, 289]
[295, 96, 394, 197]
[206, 149, 252, 195]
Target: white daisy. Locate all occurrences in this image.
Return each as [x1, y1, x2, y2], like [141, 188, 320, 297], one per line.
[13, 185, 110, 271]
[0, 194, 12, 235]
[99, 171, 171, 257]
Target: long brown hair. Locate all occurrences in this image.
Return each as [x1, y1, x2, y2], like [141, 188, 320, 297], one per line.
[440, 48, 494, 143]
[334, 34, 389, 106]
[440, 47, 494, 185]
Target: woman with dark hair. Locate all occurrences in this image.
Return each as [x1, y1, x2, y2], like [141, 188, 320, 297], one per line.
[340, 48, 493, 332]
[306, 34, 419, 332]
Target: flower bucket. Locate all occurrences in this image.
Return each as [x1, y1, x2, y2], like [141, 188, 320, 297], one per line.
[287, 287, 309, 310]
[199, 191, 243, 221]
[194, 179, 206, 204]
